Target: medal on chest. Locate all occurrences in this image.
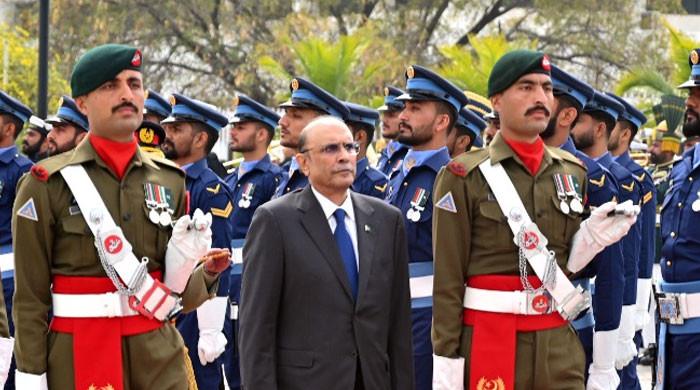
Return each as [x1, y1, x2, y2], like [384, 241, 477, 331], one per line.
[553, 174, 583, 215]
[406, 187, 429, 222]
[238, 182, 255, 209]
[144, 183, 174, 227]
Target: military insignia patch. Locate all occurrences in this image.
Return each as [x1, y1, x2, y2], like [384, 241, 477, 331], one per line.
[291, 78, 300, 91]
[384, 87, 390, 96]
[476, 376, 505, 390]
[139, 127, 155, 144]
[232, 94, 239, 108]
[435, 192, 457, 213]
[541, 55, 551, 71]
[447, 161, 467, 177]
[169, 95, 177, 106]
[692, 50, 699, 65]
[30, 165, 49, 182]
[621, 181, 635, 192]
[643, 191, 653, 204]
[589, 174, 606, 187]
[374, 183, 387, 193]
[406, 66, 415, 79]
[17, 198, 38, 221]
[131, 49, 142, 67]
[211, 201, 233, 218]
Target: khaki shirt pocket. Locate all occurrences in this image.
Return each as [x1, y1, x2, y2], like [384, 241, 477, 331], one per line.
[57, 214, 96, 268]
[476, 200, 514, 250]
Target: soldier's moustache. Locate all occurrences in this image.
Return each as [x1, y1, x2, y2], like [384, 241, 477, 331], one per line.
[112, 102, 139, 114]
[399, 121, 412, 131]
[525, 105, 550, 117]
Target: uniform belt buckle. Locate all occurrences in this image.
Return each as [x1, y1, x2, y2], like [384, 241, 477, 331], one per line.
[658, 293, 684, 325]
[557, 286, 591, 321]
[525, 290, 554, 315]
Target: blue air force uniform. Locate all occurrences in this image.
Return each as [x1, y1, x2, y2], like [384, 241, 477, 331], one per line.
[385, 65, 469, 390]
[656, 48, 700, 390]
[550, 67, 626, 380]
[376, 86, 409, 176]
[274, 77, 350, 198]
[223, 93, 285, 389]
[0, 91, 33, 390]
[343, 101, 389, 199]
[163, 94, 234, 390]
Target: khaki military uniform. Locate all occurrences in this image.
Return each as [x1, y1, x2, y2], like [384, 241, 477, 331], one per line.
[432, 132, 588, 389]
[11, 139, 218, 389]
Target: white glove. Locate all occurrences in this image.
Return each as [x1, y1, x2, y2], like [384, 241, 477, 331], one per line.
[567, 200, 638, 273]
[432, 354, 464, 390]
[165, 209, 213, 293]
[0, 337, 12, 388]
[15, 371, 48, 390]
[614, 305, 638, 370]
[587, 330, 621, 390]
[196, 296, 228, 365]
[634, 278, 652, 331]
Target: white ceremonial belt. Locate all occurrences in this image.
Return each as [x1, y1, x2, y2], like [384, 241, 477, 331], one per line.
[657, 291, 700, 324]
[463, 286, 556, 316]
[410, 275, 433, 299]
[60, 165, 181, 321]
[477, 160, 590, 320]
[52, 292, 138, 318]
[0, 253, 13, 273]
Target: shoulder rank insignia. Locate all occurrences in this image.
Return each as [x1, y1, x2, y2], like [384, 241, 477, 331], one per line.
[621, 181, 635, 192]
[447, 161, 467, 177]
[435, 192, 457, 213]
[17, 198, 38, 221]
[643, 191, 653, 204]
[634, 173, 646, 182]
[374, 183, 388, 193]
[206, 184, 221, 194]
[589, 174, 606, 187]
[211, 201, 233, 218]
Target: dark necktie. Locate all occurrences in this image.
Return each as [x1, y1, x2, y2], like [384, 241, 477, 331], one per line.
[333, 208, 358, 300]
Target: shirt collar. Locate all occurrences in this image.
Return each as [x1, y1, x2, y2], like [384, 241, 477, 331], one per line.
[615, 151, 632, 165]
[184, 158, 208, 178]
[0, 145, 17, 163]
[311, 186, 355, 223]
[290, 157, 300, 174]
[488, 131, 560, 168]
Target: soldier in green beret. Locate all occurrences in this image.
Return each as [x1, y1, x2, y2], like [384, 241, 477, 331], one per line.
[12, 43, 231, 390]
[431, 49, 639, 389]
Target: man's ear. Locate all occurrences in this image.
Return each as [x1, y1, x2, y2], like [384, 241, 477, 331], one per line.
[74, 96, 89, 116]
[296, 152, 310, 176]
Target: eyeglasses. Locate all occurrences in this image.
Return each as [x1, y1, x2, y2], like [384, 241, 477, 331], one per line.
[301, 142, 360, 155]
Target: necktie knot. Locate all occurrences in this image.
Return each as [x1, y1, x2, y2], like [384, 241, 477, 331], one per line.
[333, 208, 346, 224]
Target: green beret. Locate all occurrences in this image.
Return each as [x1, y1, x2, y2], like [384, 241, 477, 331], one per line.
[487, 49, 551, 97]
[71, 44, 142, 97]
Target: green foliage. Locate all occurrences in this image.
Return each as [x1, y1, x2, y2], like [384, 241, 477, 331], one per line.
[437, 34, 534, 96]
[615, 67, 675, 96]
[0, 24, 70, 114]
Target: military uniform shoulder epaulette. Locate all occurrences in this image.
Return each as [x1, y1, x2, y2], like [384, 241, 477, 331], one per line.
[30, 153, 75, 180]
[365, 166, 388, 181]
[149, 156, 186, 177]
[447, 149, 489, 178]
[13, 155, 32, 169]
[547, 146, 585, 169]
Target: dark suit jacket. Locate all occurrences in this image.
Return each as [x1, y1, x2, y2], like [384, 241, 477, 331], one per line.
[239, 186, 414, 390]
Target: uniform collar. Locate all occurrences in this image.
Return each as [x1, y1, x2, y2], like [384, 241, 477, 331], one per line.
[488, 131, 560, 168]
[614, 150, 632, 166]
[388, 140, 408, 156]
[692, 144, 700, 171]
[403, 146, 450, 175]
[289, 157, 300, 174]
[238, 154, 274, 178]
[0, 145, 18, 164]
[560, 137, 577, 155]
[596, 152, 613, 166]
[185, 157, 208, 179]
[356, 157, 369, 173]
[66, 136, 160, 172]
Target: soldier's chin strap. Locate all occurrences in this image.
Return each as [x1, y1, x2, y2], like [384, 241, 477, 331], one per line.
[59, 164, 182, 321]
[478, 159, 590, 320]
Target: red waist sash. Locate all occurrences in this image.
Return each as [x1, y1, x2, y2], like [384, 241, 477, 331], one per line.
[50, 271, 164, 390]
[463, 275, 567, 390]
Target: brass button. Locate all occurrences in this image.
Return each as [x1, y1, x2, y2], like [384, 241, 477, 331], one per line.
[666, 260, 672, 267]
[671, 232, 676, 238]
[690, 177, 694, 182]
[678, 202, 683, 208]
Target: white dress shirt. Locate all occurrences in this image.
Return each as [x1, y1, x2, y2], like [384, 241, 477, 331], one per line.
[311, 186, 359, 270]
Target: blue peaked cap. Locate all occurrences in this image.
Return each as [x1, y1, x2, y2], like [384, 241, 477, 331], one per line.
[230, 93, 280, 130]
[0, 90, 32, 125]
[550, 65, 595, 110]
[46, 95, 89, 132]
[161, 93, 228, 133]
[396, 65, 469, 113]
[278, 77, 349, 119]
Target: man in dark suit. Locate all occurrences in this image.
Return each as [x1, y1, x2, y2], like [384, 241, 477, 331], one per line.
[239, 116, 414, 390]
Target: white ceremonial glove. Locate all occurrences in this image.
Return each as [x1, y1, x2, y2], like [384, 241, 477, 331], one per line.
[165, 209, 213, 293]
[567, 200, 639, 273]
[433, 354, 465, 390]
[587, 330, 621, 390]
[634, 278, 652, 331]
[14, 371, 48, 390]
[0, 337, 12, 388]
[196, 296, 228, 365]
[615, 305, 638, 370]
